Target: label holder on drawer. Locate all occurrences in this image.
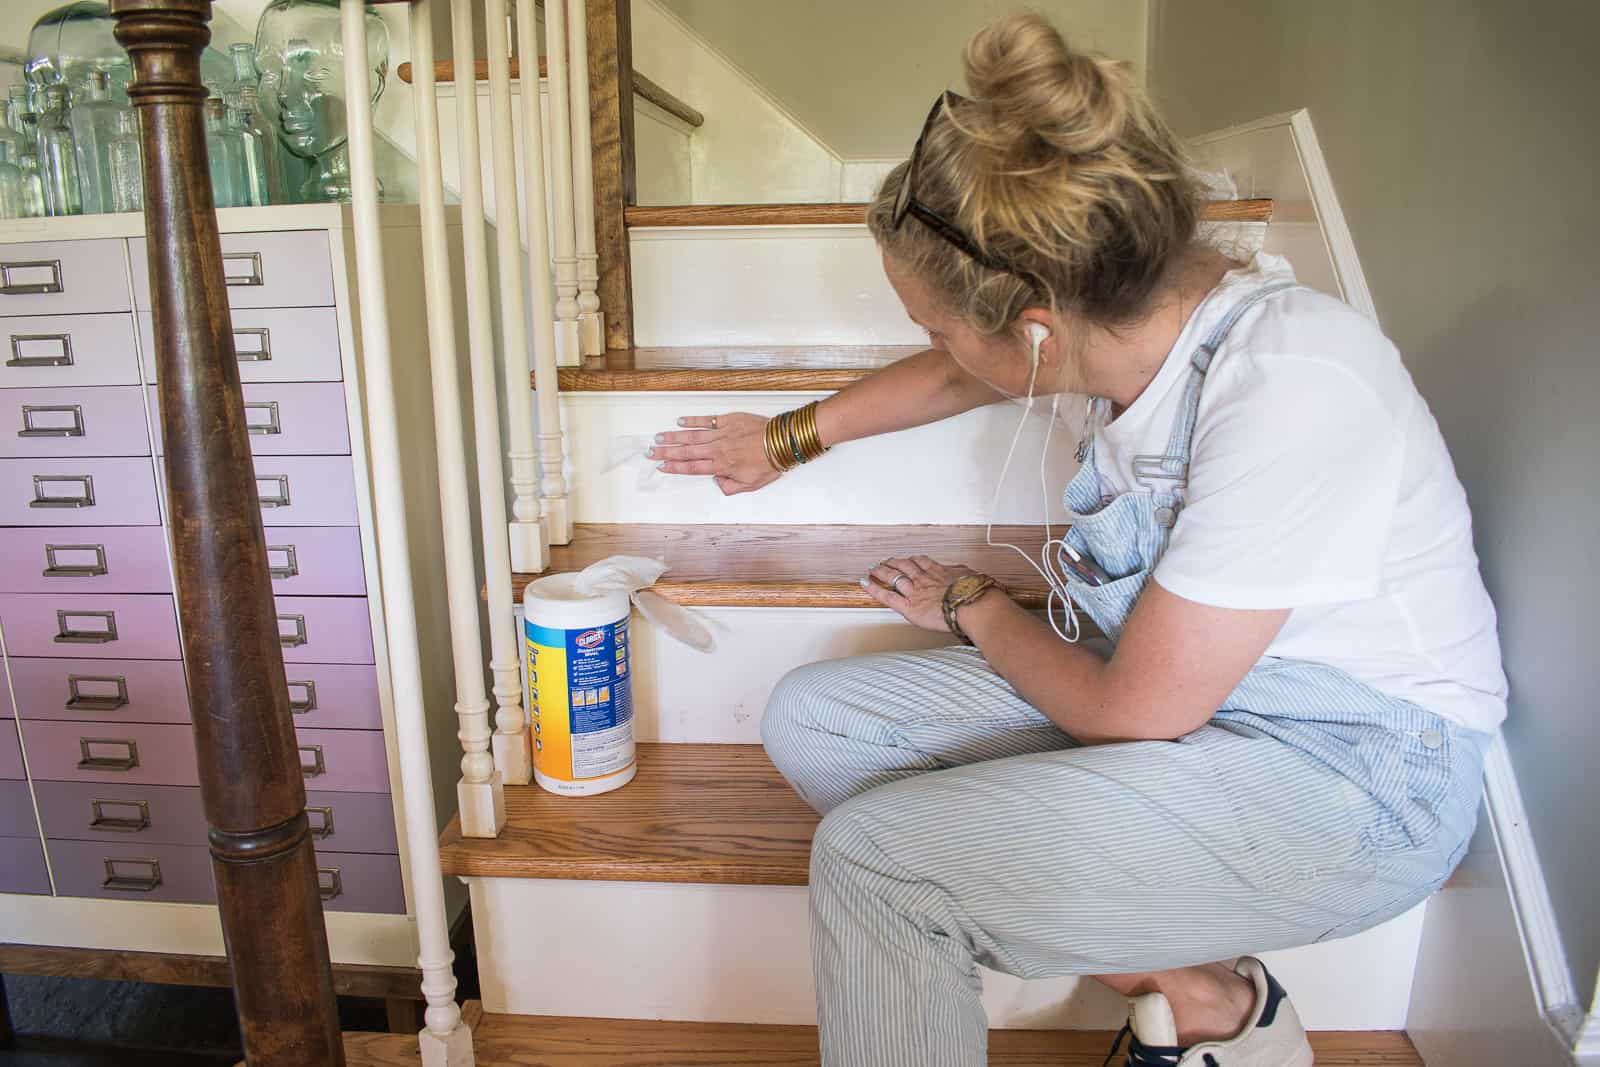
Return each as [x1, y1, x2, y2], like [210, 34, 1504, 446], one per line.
[90, 798, 152, 833]
[222, 251, 264, 288]
[102, 857, 162, 892]
[306, 805, 335, 839]
[0, 260, 65, 297]
[67, 673, 130, 712]
[19, 405, 86, 438]
[244, 400, 282, 436]
[78, 736, 140, 771]
[278, 613, 308, 648]
[31, 473, 95, 509]
[44, 543, 109, 578]
[317, 866, 343, 901]
[299, 744, 326, 778]
[55, 609, 118, 644]
[286, 678, 318, 713]
[257, 474, 291, 508]
[7, 332, 74, 368]
[234, 327, 272, 362]
[266, 544, 299, 580]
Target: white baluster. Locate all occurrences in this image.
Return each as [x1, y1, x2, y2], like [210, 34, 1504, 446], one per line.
[544, 0, 584, 367]
[483, 0, 549, 579]
[342, 3, 474, 1063]
[566, 0, 604, 357]
[517, 0, 573, 545]
[452, 0, 533, 788]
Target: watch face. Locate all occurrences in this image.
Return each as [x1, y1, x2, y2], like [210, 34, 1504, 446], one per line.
[950, 575, 985, 599]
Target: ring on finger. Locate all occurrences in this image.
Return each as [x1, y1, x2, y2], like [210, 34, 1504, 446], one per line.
[891, 574, 910, 594]
[710, 415, 718, 430]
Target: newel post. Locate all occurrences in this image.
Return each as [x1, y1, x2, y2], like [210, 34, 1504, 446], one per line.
[108, 2, 345, 1063]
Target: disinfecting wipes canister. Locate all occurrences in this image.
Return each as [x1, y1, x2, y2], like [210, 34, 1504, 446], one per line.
[522, 573, 638, 796]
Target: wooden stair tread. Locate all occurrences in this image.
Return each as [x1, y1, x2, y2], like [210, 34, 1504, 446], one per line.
[397, 59, 704, 129]
[542, 345, 922, 392]
[628, 199, 1274, 228]
[438, 743, 819, 884]
[511, 523, 1055, 608]
[343, 1002, 1423, 1065]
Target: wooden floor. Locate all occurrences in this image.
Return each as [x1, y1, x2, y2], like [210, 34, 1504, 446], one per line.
[343, 1002, 1423, 1065]
[540, 345, 921, 392]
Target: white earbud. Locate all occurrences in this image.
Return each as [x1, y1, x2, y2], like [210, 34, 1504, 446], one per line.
[1024, 322, 1050, 351]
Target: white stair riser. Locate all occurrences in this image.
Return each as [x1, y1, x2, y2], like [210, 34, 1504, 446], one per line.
[469, 876, 1426, 1029]
[554, 392, 1078, 525]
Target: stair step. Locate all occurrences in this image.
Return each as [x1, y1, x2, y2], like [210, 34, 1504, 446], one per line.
[342, 1002, 1422, 1065]
[627, 199, 1275, 228]
[509, 523, 1056, 608]
[396, 58, 704, 129]
[538, 345, 921, 392]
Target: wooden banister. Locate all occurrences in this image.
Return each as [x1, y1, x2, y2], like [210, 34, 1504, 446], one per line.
[396, 55, 703, 129]
[108, 2, 344, 1063]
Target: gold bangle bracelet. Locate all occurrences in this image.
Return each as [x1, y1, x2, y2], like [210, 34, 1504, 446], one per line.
[763, 402, 828, 472]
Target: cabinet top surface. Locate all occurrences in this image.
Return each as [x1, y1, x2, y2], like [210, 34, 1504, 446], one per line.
[0, 203, 436, 244]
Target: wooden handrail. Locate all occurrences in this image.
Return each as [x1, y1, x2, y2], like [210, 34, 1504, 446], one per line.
[108, 2, 344, 1064]
[397, 55, 704, 129]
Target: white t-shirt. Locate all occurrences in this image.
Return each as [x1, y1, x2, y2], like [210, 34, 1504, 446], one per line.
[1093, 254, 1508, 734]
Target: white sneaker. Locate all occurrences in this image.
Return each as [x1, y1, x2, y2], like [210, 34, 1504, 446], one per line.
[1104, 957, 1314, 1066]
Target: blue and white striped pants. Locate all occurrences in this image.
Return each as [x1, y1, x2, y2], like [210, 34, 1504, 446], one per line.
[762, 644, 1489, 1067]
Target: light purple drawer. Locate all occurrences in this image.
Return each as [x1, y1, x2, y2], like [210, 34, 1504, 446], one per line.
[304, 790, 397, 854]
[0, 782, 39, 836]
[0, 527, 173, 594]
[22, 720, 197, 786]
[34, 781, 208, 846]
[140, 308, 343, 384]
[132, 230, 334, 311]
[314, 849, 404, 913]
[275, 596, 374, 664]
[0, 313, 141, 388]
[0, 835, 52, 896]
[0, 720, 25, 779]
[49, 838, 214, 905]
[285, 663, 381, 729]
[0, 593, 181, 660]
[0, 456, 160, 526]
[296, 728, 389, 793]
[7, 657, 190, 724]
[0, 240, 133, 315]
[150, 383, 349, 457]
[264, 527, 367, 596]
[0, 386, 151, 459]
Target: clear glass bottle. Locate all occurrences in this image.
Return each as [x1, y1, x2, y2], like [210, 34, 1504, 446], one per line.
[70, 68, 122, 214]
[38, 85, 82, 216]
[228, 42, 260, 96]
[203, 96, 246, 209]
[106, 107, 142, 213]
[0, 141, 26, 220]
[9, 87, 37, 151]
[0, 99, 23, 169]
[231, 87, 271, 207]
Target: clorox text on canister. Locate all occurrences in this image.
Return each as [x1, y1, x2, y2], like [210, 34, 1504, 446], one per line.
[521, 573, 638, 796]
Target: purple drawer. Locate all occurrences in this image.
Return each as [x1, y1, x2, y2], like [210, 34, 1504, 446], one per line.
[132, 230, 334, 311]
[7, 657, 189, 724]
[48, 838, 214, 905]
[139, 308, 344, 384]
[0, 782, 39, 836]
[150, 383, 350, 457]
[0, 835, 52, 896]
[313, 849, 404, 914]
[296, 728, 389, 793]
[34, 781, 208, 846]
[253, 456, 359, 527]
[264, 527, 366, 596]
[1, 314, 141, 388]
[304, 790, 397, 854]
[22, 720, 198, 787]
[0, 457, 160, 526]
[0, 720, 25, 779]
[0, 593, 181, 660]
[275, 596, 374, 664]
[0, 386, 151, 459]
[285, 663, 381, 729]
[0, 240, 132, 316]
[0, 527, 173, 594]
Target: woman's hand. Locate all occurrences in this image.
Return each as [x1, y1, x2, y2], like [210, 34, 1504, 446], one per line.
[863, 556, 984, 634]
[649, 413, 781, 496]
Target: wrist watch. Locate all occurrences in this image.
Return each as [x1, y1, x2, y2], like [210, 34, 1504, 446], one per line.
[942, 574, 1001, 645]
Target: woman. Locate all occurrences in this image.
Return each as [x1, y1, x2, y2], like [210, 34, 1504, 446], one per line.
[649, 15, 1505, 1067]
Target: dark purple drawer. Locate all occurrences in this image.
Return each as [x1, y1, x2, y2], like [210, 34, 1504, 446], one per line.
[0, 386, 151, 459]
[34, 781, 208, 846]
[304, 790, 397, 854]
[313, 849, 403, 914]
[150, 383, 350, 456]
[0, 457, 160, 526]
[1, 313, 141, 388]
[48, 838, 214, 905]
[22, 720, 197, 787]
[7, 657, 189, 724]
[296, 728, 389, 793]
[275, 596, 374, 664]
[0, 720, 23, 779]
[0, 592, 181, 659]
[265, 527, 366, 596]
[0, 527, 173, 595]
[285, 663, 381, 729]
[0, 782, 39, 836]
[1, 835, 52, 896]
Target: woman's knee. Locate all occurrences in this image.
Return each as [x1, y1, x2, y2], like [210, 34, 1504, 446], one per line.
[762, 661, 845, 773]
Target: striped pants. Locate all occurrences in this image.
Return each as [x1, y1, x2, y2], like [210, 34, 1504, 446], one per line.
[761, 645, 1487, 1067]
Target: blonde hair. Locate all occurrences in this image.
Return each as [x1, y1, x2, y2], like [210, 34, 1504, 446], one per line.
[867, 13, 1201, 335]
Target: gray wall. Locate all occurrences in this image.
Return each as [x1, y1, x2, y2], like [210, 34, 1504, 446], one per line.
[1148, 0, 1599, 1008]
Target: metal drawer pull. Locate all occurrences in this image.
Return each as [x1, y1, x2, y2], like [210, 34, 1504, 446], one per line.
[299, 744, 326, 778]
[245, 400, 282, 435]
[267, 544, 299, 579]
[56, 609, 118, 644]
[306, 805, 335, 839]
[317, 866, 343, 901]
[67, 673, 130, 712]
[30, 473, 95, 509]
[90, 798, 151, 833]
[277, 613, 308, 648]
[0, 259, 64, 296]
[19, 403, 85, 438]
[7, 332, 74, 368]
[256, 474, 291, 508]
[234, 327, 272, 362]
[102, 857, 162, 892]
[287, 678, 318, 714]
[222, 251, 264, 287]
[78, 736, 139, 771]
[44, 542, 109, 578]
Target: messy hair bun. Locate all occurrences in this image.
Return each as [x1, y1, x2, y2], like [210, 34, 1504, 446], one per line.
[867, 13, 1200, 333]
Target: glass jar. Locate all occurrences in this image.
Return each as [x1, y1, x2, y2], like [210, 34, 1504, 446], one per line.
[26, 2, 233, 107]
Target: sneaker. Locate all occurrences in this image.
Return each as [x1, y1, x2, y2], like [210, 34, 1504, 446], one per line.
[1102, 957, 1314, 1066]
